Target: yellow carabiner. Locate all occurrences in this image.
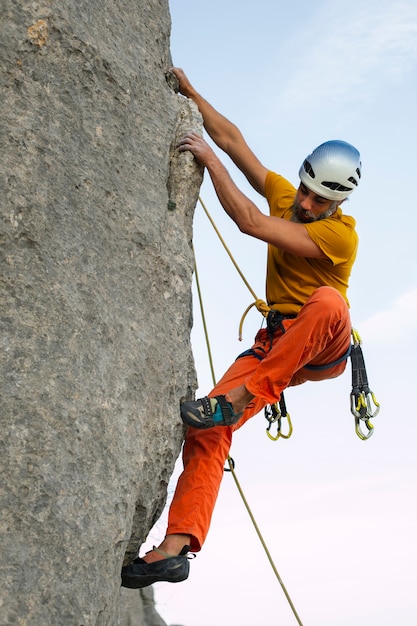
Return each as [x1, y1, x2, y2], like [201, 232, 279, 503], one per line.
[351, 390, 380, 440]
[265, 403, 293, 441]
[355, 415, 374, 440]
[366, 391, 380, 418]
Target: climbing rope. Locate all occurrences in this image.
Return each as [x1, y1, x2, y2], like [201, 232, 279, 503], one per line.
[193, 248, 304, 626]
[198, 196, 271, 340]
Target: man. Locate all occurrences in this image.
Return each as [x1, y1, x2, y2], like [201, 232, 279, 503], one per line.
[121, 67, 362, 588]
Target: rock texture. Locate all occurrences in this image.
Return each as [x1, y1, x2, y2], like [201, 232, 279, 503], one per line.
[120, 587, 169, 626]
[0, 1, 202, 624]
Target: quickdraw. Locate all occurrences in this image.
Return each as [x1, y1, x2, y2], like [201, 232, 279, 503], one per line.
[350, 328, 380, 440]
[264, 393, 293, 441]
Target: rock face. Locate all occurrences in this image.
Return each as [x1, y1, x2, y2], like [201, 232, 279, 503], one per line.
[120, 587, 169, 626]
[0, 1, 202, 624]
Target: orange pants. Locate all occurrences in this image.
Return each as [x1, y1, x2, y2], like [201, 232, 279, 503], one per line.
[167, 286, 352, 551]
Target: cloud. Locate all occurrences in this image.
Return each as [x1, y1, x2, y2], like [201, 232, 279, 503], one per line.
[279, 0, 417, 111]
[359, 287, 417, 345]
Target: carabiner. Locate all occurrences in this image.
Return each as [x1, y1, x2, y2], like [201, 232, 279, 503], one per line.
[350, 390, 380, 440]
[350, 390, 380, 419]
[265, 402, 293, 441]
[366, 391, 380, 418]
[355, 415, 374, 440]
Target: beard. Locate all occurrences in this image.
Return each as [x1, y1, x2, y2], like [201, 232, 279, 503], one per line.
[290, 200, 338, 223]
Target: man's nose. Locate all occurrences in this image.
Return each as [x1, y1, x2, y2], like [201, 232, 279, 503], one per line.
[300, 196, 314, 212]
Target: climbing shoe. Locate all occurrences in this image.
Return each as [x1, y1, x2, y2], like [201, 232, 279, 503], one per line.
[121, 545, 192, 589]
[180, 395, 243, 429]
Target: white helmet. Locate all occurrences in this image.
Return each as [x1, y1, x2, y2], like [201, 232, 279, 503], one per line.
[299, 140, 362, 201]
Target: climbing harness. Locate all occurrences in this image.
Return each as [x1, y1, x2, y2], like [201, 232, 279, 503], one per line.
[197, 196, 380, 441]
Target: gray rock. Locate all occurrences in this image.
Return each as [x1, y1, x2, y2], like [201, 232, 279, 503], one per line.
[0, 1, 201, 624]
[120, 587, 168, 626]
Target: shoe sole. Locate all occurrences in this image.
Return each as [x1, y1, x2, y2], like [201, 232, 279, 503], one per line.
[121, 571, 188, 589]
[121, 560, 190, 589]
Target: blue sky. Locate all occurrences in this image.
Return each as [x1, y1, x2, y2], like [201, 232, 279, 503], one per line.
[142, 1, 417, 624]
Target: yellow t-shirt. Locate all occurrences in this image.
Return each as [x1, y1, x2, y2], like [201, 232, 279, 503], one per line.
[264, 171, 358, 315]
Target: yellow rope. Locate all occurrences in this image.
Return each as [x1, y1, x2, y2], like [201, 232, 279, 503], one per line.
[226, 457, 304, 626]
[198, 196, 271, 340]
[193, 233, 304, 626]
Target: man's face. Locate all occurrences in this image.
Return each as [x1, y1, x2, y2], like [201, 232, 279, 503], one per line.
[291, 183, 338, 223]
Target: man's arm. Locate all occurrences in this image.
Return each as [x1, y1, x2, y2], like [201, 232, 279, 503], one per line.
[170, 67, 268, 197]
[177, 133, 326, 259]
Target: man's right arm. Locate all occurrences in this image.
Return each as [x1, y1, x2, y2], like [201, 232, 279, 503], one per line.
[169, 67, 268, 197]
[177, 132, 326, 259]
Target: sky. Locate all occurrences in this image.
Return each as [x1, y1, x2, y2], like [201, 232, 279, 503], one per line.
[142, 1, 417, 624]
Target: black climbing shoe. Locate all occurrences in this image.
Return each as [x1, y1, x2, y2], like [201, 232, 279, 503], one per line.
[121, 545, 192, 589]
[180, 395, 243, 429]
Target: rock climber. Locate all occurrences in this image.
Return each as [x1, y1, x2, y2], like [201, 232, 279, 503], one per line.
[121, 67, 362, 588]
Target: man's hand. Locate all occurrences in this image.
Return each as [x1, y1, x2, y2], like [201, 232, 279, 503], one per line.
[177, 132, 216, 167]
[169, 67, 196, 99]
[170, 67, 268, 197]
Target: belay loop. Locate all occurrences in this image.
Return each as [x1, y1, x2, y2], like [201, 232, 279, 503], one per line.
[350, 328, 380, 440]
